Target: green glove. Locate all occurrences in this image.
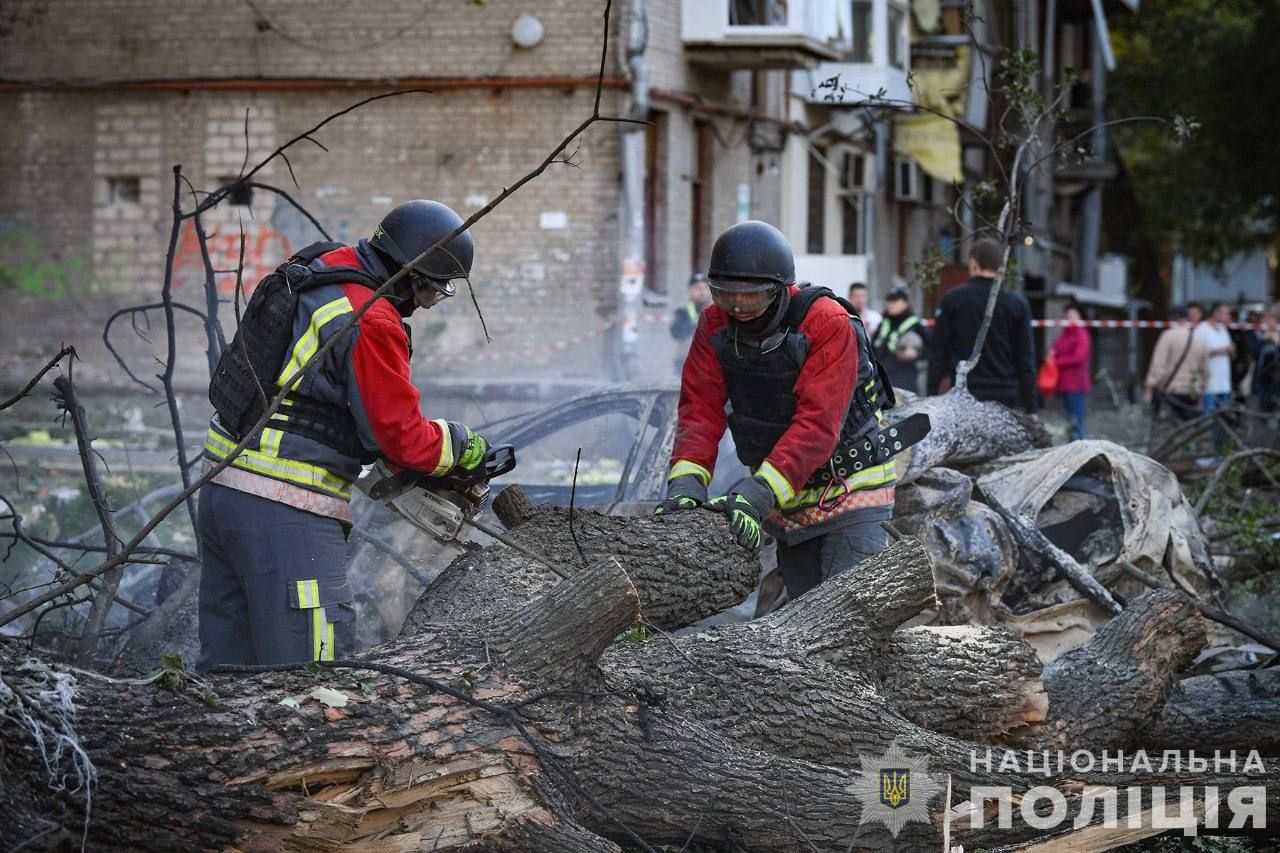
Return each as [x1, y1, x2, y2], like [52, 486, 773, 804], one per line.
[447, 422, 489, 472]
[654, 473, 707, 515]
[708, 475, 776, 553]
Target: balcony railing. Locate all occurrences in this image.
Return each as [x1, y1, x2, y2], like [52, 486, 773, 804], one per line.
[683, 0, 848, 70]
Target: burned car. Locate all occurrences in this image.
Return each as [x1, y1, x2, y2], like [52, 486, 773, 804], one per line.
[479, 381, 746, 515]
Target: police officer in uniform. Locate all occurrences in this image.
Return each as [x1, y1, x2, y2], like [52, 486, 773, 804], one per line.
[197, 200, 492, 669]
[873, 287, 929, 393]
[655, 221, 903, 599]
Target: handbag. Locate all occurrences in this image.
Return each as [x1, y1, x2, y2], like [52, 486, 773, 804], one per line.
[1037, 358, 1059, 399]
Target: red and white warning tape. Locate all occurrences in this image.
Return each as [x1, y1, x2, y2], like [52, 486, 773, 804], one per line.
[431, 313, 1271, 364]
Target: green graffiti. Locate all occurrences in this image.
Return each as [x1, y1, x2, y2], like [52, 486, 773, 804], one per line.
[0, 228, 87, 300]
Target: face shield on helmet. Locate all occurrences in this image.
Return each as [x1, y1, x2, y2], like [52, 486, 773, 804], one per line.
[410, 271, 460, 310]
[709, 277, 779, 321]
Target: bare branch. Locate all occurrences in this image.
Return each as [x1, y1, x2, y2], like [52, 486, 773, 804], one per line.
[0, 345, 77, 412]
[0, 0, 633, 632]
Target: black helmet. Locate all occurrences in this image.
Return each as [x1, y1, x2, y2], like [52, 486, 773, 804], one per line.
[371, 200, 474, 298]
[708, 220, 794, 286]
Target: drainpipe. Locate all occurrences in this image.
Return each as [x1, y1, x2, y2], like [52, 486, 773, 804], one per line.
[615, 0, 649, 381]
[1077, 26, 1107, 289]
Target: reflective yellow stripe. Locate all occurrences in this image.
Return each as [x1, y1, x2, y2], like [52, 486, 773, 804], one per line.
[668, 459, 711, 486]
[204, 425, 353, 500]
[782, 460, 897, 510]
[312, 606, 324, 660]
[755, 460, 795, 505]
[430, 418, 454, 476]
[261, 427, 284, 458]
[295, 578, 320, 609]
[276, 296, 353, 387]
[324, 610, 335, 660]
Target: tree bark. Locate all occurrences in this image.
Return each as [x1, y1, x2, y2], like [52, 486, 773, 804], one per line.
[887, 387, 1051, 485]
[405, 495, 758, 633]
[3, 530, 1273, 852]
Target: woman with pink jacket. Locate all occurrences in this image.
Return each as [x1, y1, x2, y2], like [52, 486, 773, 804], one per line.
[1050, 303, 1092, 439]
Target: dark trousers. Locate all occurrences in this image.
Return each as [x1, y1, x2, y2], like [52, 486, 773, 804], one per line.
[1060, 391, 1087, 440]
[196, 483, 354, 671]
[776, 515, 889, 600]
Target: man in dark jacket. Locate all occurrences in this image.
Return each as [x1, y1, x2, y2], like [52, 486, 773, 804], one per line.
[873, 287, 928, 393]
[655, 221, 898, 600]
[927, 238, 1038, 412]
[197, 199, 493, 669]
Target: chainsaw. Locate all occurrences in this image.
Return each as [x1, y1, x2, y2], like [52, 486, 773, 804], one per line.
[355, 445, 567, 578]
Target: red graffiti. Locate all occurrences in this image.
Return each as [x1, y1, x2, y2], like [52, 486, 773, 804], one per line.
[173, 221, 291, 297]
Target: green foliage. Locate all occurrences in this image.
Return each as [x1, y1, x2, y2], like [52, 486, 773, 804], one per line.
[617, 624, 650, 644]
[1001, 48, 1047, 118]
[909, 247, 948, 293]
[1111, 0, 1280, 263]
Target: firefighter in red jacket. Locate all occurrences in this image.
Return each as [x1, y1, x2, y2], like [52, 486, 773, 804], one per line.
[657, 221, 899, 599]
[197, 200, 491, 669]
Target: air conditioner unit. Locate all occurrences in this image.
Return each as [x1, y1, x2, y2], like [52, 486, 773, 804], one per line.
[893, 158, 920, 202]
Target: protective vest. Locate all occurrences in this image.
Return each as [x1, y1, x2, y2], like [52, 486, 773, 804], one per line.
[208, 242, 383, 462]
[873, 314, 922, 356]
[711, 285, 894, 492]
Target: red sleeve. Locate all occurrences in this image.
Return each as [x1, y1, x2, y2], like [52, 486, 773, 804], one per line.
[669, 308, 730, 483]
[348, 300, 453, 476]
[762, 299, 857, 493]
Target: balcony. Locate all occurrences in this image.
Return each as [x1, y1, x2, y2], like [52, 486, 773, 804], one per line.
[682, 0, 847, 70]
[795, 0, 912, 106]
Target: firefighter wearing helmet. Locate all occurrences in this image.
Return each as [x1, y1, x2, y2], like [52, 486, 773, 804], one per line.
[658, 220, 913, 602]
[197, 199, 495, 668]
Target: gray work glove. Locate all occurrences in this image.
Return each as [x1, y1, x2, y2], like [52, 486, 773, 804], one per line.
[654, 473, 708, 515]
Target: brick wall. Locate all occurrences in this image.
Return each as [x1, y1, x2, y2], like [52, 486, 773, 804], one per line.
[1, 0, 792, 388]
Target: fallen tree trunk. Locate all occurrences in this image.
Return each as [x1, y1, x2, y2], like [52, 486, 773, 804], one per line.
[1147, 667, 1280, 754]
[4, 530, 1275, 852]
[886, 387, 1051, 485]
[405, 494, 758, 631]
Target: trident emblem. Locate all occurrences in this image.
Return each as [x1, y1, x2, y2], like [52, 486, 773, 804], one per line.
[880, 768, 910, 809]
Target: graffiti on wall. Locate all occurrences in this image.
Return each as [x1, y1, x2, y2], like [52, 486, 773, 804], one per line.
[0, 220, 87, 299]
[172, 220, 291, 297]
[173, 194, 361, 296]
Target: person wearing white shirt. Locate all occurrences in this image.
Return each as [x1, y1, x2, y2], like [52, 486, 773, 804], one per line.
[1194, 302, 1236, 450]
[847, 282, 882, 336]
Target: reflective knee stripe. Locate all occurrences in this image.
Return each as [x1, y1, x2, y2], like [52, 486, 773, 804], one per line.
[205, 424, 353, 500]
[312, 606, 335, 661]
[668, 459, 712, 486]
[277, 296, 354, 387]
[295, 579, 334, 662]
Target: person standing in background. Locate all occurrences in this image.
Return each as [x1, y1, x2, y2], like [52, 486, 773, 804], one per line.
[670, 273, 712, 374]
[847, 282, 882, 337]
[873, 287, 928, 393]
[1049, 302, 1092, 440]
[1187, 302, 1205, 327]
[1143, 305, 1208, 421]
[1195, 301, 1236, 451]
[926, 238, 1038, 413]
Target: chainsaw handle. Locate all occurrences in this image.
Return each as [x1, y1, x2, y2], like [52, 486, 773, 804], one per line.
[482, 444, 517, 479]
